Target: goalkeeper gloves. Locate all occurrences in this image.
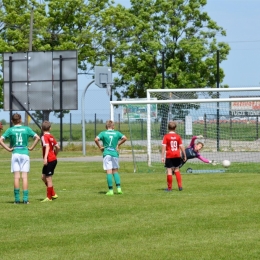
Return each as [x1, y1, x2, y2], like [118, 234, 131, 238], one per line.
[197, 135, 204, 139]
[209, 160, 217, 166]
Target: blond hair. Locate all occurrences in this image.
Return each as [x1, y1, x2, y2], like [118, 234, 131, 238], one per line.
[106, 120, 114, 129]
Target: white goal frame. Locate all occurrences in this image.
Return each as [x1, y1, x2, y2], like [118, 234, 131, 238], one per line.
[110, 87, 260, 166]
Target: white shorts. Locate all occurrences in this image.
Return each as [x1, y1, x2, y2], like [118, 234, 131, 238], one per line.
[103, 155, 119, 170]
[11, 154, 30, 173]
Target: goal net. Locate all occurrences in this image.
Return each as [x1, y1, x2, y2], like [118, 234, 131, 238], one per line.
[111, 88, 260, 173]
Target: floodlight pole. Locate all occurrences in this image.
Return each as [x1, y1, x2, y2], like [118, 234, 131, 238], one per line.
[82, 80, 95, 156]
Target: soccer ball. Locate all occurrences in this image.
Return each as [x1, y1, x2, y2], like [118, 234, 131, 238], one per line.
[222, 160, 231, 168]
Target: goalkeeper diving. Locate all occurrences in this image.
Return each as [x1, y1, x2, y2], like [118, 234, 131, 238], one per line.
[179, 135, 217, 168]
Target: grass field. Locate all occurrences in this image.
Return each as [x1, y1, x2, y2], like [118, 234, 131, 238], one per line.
[0, 149, 260, 260]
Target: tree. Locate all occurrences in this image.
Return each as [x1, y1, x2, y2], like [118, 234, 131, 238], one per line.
[0, 0, 231, 120]
[0, 0, 113, 120]
[100, 0, 230, 99]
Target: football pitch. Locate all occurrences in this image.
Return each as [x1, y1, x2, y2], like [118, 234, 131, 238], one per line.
[0, 156, 260, 260]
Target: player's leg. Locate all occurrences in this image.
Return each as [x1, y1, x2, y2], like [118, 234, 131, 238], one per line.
[103, 156, 114, 195]
[12, 154, 20, 203]
[13, 171, 21, 203]
[42, 167, 48, 187]
[46, 176, 53, 200]
[41, 161, 57, 202]
[165, 158, 173, 191]
[20, 155, 30, 203]
[48, 160, 58, 199]
[174, 169, 183, 190]
[172, 158, 183, 191]
[111, 157, 122, 194]
[21, 171, 30, 203]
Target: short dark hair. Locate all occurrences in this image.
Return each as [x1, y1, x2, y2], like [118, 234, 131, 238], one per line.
[42, 120, 51, 131]
[168, 121, 177, 131]
[12, 113, 22, 125]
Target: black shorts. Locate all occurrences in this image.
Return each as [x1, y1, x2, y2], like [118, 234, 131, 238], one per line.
[165, 158, 182, 169]
[42, 160, 57, 176]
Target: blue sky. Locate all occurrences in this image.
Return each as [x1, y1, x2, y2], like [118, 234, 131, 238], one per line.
[81, 0, 260, 122]
[1, 0, 260, 123]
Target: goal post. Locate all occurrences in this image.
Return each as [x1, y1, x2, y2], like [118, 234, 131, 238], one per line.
[110, 87, 260, 171]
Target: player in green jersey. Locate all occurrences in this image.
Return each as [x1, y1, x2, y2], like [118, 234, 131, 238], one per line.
[0, 113, 40, 204]
[94, 120, 127, 195]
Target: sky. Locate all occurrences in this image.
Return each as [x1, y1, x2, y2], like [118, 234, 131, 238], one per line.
[1, 0, 260, 123]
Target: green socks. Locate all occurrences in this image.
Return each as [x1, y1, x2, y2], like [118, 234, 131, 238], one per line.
[113, 173, 121, 188]
[107, 173, 121, 191]
[14, 188, 20, 202]
[106, 174, 113, 190]
[23, 190, 29, 202]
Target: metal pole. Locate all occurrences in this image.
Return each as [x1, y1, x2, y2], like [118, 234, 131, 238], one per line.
[70, 113, 72, 141]
[82, 80, 95, 155]
[59, 55, 63, 151]
[110, 54, 113, 101]
[25, 8, 34, 126]
[9, 56, 13, 126]
[216, 50, 220, 151]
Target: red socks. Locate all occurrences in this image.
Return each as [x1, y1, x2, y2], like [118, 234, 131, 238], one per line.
[47, 186, 56, 199]
[167, 175, 173, 189]
[175, 171, 182, 188]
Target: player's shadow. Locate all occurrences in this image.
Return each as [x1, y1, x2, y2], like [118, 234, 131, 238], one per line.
[98, 191, 108, 195]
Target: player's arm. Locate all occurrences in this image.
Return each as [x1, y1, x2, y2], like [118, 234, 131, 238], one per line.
[0, 137, 13, 152]
[180, 144, 187, 162]
[28, 134, 40, 151]
[161, 144, 166, 163]
[54, 143, 60, 156]
[43, 144, 49, 165]
[117, 135, 127, 150]
[94, 136, 104, 151]
[189, 136, 197, 147]
[197, 155, 211, 163]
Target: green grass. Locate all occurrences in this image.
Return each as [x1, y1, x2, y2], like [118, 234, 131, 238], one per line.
[0, 154, 260, 260]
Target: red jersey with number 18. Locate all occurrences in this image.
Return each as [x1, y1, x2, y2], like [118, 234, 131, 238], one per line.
[162, 132, 183, 158]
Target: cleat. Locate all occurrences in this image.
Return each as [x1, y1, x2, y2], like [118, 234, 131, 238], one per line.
[14, 201, 20, 204]
[106, 190, 114, 196]
[23, 201, 30, 204]
[117, 188, 123, 194]
[41, 197, 52, 202]
[165, 188, 172, 192]
[179, 187, 183, 191]
[52, 194, 58, 199]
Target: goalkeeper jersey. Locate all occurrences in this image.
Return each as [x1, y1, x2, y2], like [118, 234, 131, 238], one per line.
[97, 129, 125, 158]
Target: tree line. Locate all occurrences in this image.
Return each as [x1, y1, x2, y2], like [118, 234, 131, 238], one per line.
[0, 0, 230, 119]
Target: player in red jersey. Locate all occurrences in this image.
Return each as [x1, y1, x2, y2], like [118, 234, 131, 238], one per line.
[41, 121, 60, 202]
[161, 121, 186, 191]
